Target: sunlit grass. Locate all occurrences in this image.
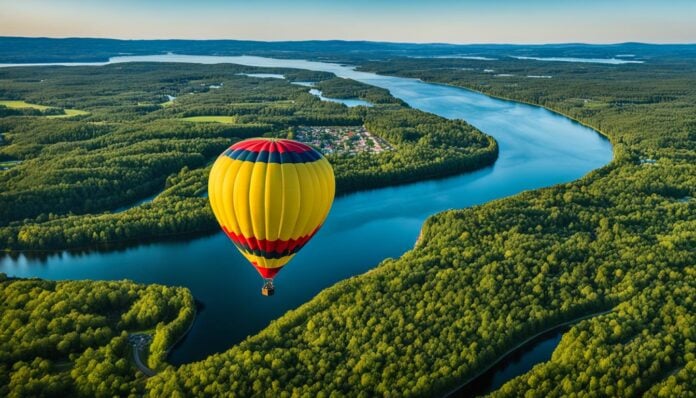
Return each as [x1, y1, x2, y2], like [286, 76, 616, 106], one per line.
[1, 100, 89, 118]
[0, 100, 52, 110]
[182, 115, 237, 124]
[46, 109, 90, 118]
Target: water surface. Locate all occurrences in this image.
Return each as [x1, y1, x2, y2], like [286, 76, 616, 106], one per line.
[237, 72, 285, 79]
[410, 55, 497, 60]
[291, 81, 316, 87]
[452, 328, 565, 397]
[511, 55, 644, 64]
[308, 88, 373, 107]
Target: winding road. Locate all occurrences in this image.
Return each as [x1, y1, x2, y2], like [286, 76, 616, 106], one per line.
[132, 343, 156, 377]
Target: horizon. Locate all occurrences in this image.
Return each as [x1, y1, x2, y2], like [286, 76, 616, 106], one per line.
[3, 36, 696, 47]
[1, 1, 695, 43]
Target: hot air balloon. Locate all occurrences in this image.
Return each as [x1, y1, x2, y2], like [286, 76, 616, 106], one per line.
[208, 138, 335, 296]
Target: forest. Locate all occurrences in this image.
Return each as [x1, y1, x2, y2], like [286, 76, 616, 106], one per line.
[0, 62, 495, 250]
[141, 58, 694, 395]
[0, 274, 194, 397]
[0, 54, 693, 396]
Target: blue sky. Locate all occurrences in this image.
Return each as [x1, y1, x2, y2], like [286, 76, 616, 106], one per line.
[1, 0, 694, 43]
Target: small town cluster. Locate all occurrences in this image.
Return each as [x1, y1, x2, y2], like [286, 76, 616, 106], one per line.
[294, 125, 393, 156]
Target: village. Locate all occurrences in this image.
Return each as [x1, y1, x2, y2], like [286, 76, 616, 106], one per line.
[293, 125, 393, 156]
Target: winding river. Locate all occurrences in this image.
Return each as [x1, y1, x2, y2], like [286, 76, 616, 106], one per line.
[0, 55, 612, 393]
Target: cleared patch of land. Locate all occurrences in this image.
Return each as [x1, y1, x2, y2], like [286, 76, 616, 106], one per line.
[161, 95, 176, 107]
[0, 99, 89, 118]
[182, 115, 237, 124]
[46, 109, 90, 118]
[0, 99, 51, 110]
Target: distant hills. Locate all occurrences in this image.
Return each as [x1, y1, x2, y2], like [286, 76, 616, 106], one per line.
[1, 36, 695, 63]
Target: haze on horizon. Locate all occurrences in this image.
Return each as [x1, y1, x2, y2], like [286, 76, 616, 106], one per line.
[1, 0, 695, 44]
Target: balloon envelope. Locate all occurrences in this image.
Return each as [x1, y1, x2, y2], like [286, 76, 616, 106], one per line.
[208, 138, 335, 280]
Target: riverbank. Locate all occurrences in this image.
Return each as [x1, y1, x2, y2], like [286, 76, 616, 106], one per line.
[0, 55, 614, 387]
[166, 301, 200, 359]
[443, 308, 614, 397]
[311, 57, 693, 396]
[0, 60, 499, 253]
[432, 81, 615, 145]
[354, 65, 615, 147]
[131, 301, 198, 377]
[0, 133, 497, 254]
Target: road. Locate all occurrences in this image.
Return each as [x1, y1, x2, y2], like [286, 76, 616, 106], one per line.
[132, 345, 157, 377]
[129, 308, 196, 377]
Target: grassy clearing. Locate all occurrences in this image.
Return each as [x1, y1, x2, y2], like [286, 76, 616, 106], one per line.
[181, 115, 237, 124]
[46, 109, 90, 118]
[1, 99, 89, 118]
[0, 100, 51, 110]
[161, 98, 176, 107]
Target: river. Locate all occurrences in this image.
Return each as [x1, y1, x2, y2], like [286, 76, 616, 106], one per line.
[0, 54, 612, 393]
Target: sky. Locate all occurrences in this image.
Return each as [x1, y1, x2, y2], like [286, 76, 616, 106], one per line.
[1, 0, 695, 44]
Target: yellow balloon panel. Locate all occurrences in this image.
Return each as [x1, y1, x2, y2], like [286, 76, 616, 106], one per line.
[208, 138, 335, 279]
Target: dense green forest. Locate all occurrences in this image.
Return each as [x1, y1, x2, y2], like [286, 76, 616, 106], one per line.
[0, 273, 194, 397]
[0, 63, 495, 250]
[141, 59, 693, 395]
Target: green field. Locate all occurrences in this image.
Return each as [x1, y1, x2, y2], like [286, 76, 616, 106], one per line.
[0, 99, 89, 118]
[46, 109, 90, 118]
[181, 115, 237, 123]
[0, 99, 52, 110]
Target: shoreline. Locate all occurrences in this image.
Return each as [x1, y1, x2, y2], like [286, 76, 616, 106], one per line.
[166, 303, 198, 360]
[441, 308, 614, 397]
[357, 70, 619, 396]
[381, 69, 618, 257]
[2, 57, 617, 390]
[1, 138, 498, 255]
[136, 299, 199, 376]
[5, 55, 623, 257]
[355, 65, 615, 145]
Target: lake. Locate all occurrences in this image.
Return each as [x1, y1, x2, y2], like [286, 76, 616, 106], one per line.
[308, 88, 373, 107]
[511, 55, 644, 64]
[0, 54, 612, 392]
